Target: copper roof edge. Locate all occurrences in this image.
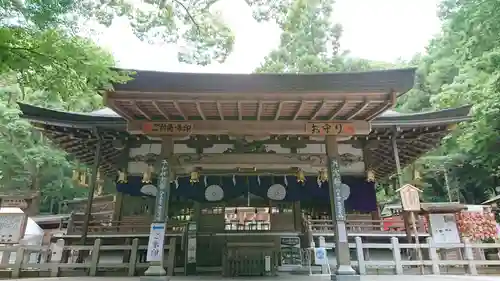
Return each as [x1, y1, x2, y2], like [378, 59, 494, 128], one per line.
[18, 102, 472, 128]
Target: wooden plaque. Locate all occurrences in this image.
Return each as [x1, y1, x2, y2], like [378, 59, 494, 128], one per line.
[142, 122, 193, 135]
[398, 184, 422, 211]
[305, 122, 357, 136]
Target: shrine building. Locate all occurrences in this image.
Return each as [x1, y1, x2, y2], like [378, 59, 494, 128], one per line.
[18, 68, 471, 278]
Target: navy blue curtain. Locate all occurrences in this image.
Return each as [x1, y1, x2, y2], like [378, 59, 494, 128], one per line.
[115, 175, 377, 211]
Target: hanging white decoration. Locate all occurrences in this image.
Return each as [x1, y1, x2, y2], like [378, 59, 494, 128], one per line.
[205, 185, 224, 201]
[232, 174, 236, 186]
[141, 184, 157, 197]
[204, 175, 208, 187]
[340, 183, 351, 200]
[267, 184, 287, 201]
[284, 175, 288, 187]
[257, 175, 261, 186]
[174, 177, 179, 189]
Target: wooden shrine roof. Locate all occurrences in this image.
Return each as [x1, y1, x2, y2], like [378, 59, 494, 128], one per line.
[113, 68, 416, 94]
[105, 68, 416, 122]
[18, 103, 471, 180]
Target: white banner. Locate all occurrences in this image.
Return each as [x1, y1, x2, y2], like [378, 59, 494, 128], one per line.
[146, 223, 166, 262]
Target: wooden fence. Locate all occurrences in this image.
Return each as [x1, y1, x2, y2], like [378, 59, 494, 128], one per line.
[0, 237, 176, 279]
[304, 237, 500, 275]
[307, 218, 427, 234]
[0, 236, 499, 278]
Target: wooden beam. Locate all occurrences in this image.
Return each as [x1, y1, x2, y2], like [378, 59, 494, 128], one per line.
[378, 142, 421, 158]
[328, 100, 348, 120]
[132, 101, 153, 120]
[216, 101, 224, 120]
[108, 100, 134, 120]
[365, 91, 396, 121]
[195, 101, 206, 120]
[345, 98, 370, 120]
[275, 101, 284, 120]
[365, 102, 391, 121]
[310, 100, 326, 120]
[152, 101, 169, 120]
[128, 120, 371, 136]
[172, 101, 187, 120]
[293, 101, 305, 120]
[257, 100, 263, 120]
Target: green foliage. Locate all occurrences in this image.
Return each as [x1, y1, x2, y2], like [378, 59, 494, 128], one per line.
[393, 0, 500, 204]
[0, 0, 297, 213]
[255, 0, 397, 74]
[0, 0, 131, 212]
[1, 0, 236, 65]
[256, 0, 500, 204]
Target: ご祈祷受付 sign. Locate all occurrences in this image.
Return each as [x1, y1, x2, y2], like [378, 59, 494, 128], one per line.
[142, 122, 193, 135]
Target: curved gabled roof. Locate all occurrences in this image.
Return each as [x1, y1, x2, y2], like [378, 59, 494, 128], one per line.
[17, 102, 471, 180]
[18, 102, 472, 128]
[113, 68, 417, 95]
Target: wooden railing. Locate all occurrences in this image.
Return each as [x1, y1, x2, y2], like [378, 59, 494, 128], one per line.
[306, 218, 427, 234]
[0, 237, 499, 278]
[67, 215, 186, 235]
[302, 237, 500, 276]
[0, 237, 177, 279]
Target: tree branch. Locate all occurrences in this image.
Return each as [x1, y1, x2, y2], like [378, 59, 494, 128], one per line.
[172, 0, 200, 32]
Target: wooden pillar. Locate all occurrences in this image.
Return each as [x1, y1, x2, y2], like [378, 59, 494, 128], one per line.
[293, 201, 302, 231]
[80, 137, 102, 245]
[391, 127, 403, 187]
[391, 128, 412, 247]
[113, 192, 124, 222]
[113, 142, 130, 222]
[325, 136, 358, 279]
[363, 142, 379, 231]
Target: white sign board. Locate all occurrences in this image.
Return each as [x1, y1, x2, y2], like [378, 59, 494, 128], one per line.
[0, 213, 26, 244]
[146, 223, 166, 262]
[314, 248, 327, 265]
[429, 214, 460, 244]
[187, 237, 196, 263]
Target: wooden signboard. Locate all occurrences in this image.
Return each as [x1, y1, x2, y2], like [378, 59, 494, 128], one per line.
[305, 122, 356, 136]
[130, 120, 370, 136]
[142, 122, 193, 135]
[0, 199, 28, 209]
[397, 183, 424, 273]
[397, 184, 422, 211]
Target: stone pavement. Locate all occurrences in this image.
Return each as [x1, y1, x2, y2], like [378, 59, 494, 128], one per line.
[7, 276, 500, 281]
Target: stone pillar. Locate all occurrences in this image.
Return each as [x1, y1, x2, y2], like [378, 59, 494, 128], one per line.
[143, 138, 173, 280]
[325, 136, 359, 281]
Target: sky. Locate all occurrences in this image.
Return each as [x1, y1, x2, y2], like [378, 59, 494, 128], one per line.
[94, 0, 442, 73]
